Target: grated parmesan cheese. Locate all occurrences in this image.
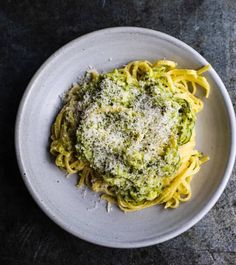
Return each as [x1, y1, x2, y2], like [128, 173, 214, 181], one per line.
[75, 72, 181, 197]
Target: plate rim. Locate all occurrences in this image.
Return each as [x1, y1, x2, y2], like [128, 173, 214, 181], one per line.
[15, 26, 236, 248]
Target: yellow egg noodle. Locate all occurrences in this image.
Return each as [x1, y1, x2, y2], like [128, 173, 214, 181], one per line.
[50, 60, 210, 212]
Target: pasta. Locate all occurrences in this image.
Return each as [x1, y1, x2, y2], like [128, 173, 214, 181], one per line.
[50, 60, 210, 212]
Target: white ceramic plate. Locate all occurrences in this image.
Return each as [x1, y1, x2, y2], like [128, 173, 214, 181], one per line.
[15, 27, 236, 248]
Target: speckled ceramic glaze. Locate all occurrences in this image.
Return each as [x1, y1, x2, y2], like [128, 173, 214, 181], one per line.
[15, 27, 236, 248]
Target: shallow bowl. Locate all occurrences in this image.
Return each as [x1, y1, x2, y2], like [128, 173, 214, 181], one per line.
[15, 27, 236, 248]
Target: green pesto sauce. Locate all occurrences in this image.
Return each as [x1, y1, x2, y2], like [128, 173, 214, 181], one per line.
[73, 69, 195, 202]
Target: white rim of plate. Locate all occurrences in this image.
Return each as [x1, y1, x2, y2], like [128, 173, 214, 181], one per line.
[15, 27, 236, 248]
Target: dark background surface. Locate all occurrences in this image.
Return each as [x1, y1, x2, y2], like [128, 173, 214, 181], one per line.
[0, 0, 236, 264]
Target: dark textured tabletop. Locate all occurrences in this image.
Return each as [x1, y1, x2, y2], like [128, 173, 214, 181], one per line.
[0, 1, 236, 264]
